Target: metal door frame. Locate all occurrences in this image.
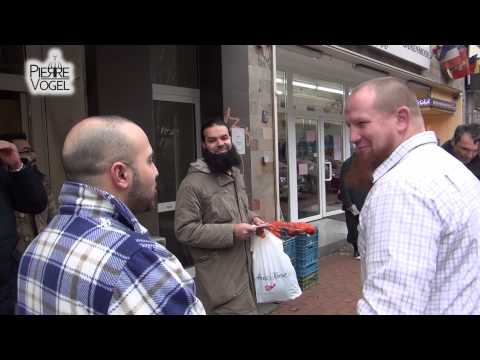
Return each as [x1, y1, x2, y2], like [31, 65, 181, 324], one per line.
[320, 117, 345, 218]
[152, 83, 201, 214]
[278, 69, 348, 221]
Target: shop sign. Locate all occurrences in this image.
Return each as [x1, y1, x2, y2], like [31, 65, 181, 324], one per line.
[370, 45, 431, 69]
[417, 97, 456, 112]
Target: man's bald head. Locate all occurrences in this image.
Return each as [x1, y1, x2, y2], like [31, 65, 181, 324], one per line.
[350, 77, 424, 129]
[62, 116, 139, 184]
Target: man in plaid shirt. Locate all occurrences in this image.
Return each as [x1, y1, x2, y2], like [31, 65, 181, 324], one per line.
[17, 116, 205, 315]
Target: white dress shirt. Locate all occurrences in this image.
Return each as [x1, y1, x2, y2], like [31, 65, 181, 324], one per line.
[357, 131, 480, 314]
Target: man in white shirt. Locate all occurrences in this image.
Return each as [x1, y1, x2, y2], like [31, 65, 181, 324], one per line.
[346, 77, 480, 314]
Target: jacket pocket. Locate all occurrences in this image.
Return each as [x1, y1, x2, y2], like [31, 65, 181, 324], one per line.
[195, 251, 248, 311]
[196, 254, 211, 264]
[204, 192, 234, 224]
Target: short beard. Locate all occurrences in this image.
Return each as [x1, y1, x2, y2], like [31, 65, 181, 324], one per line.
[202, 145, 241, 174]
[345, 142, 395, 193]
[127, 166, 155, 213]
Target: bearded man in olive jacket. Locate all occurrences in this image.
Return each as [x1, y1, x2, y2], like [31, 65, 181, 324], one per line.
[175, 119, 267, 315]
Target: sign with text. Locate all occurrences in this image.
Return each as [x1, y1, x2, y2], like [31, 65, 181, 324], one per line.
[370, 45, 431, 69]
[25, 48, 75, 96]
[417, 97, 456, 112]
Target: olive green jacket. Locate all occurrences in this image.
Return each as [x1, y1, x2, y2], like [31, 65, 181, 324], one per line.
[174, 159, 258, 314]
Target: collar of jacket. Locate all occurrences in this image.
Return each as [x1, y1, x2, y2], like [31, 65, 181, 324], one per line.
[58, 181, 148, 235]
[190, 158, 240, 187]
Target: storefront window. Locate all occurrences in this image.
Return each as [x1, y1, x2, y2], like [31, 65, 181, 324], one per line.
[292, 74, 344, 114]
[323, 122, 343, 213]
[296, 118, 320, 219]
[276, 70, 289, 220]
[276, 47, 350, 220]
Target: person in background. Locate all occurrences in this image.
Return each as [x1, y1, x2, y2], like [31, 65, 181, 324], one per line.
[338, 151, 370, 259]
[0, 139, 46, 314]
[175, 119, 267, 315]
[441, 124, 480, 179]
[0, 133, 58, 256]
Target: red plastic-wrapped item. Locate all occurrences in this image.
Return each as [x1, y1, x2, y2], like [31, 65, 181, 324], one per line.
[257, 221, 316, 238]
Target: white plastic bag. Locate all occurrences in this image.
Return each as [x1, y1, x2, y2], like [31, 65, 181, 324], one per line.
[252, 229, 302, 303]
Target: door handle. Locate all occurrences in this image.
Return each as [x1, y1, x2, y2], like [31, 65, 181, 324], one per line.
[325, 161, 332, 181]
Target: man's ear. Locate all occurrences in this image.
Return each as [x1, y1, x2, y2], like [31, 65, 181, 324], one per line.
[201, 142, 206, 150]
[396, 106, 410, 132]
[110, 162, 131, 190]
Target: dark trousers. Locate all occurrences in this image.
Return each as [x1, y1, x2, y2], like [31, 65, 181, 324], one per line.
[345, 211, 359, 254]
[0, 258, 18, 315]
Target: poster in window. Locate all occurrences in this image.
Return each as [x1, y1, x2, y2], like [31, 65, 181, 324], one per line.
[298, 162, 309, 176]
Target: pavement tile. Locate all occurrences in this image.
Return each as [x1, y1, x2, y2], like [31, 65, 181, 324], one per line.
[271, 248, 362, 315]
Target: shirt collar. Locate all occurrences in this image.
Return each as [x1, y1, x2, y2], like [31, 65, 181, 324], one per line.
[58, 181, 148, 235]
[373, 131, 437, 184]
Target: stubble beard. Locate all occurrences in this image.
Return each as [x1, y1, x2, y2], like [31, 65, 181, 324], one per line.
[128, 167, 156, 214]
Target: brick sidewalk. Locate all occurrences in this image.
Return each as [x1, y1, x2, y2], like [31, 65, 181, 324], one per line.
[270, 248, 362, 315]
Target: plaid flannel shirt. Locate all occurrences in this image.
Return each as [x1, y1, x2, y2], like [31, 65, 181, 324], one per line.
[17, 181, 205, 315]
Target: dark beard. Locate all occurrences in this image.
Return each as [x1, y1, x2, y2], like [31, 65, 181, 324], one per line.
[202, 145, 241, 174]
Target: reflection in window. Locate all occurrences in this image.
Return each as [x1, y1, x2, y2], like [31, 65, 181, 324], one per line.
[292, 74, 344, 114]
[276, 70, 287, 111]
[296, 119, 319, 219]
[278, 112, 289, 220]
[324, 123, 343, 213]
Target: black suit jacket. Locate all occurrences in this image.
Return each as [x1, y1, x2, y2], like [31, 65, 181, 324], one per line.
[0, 164, 47, 284]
